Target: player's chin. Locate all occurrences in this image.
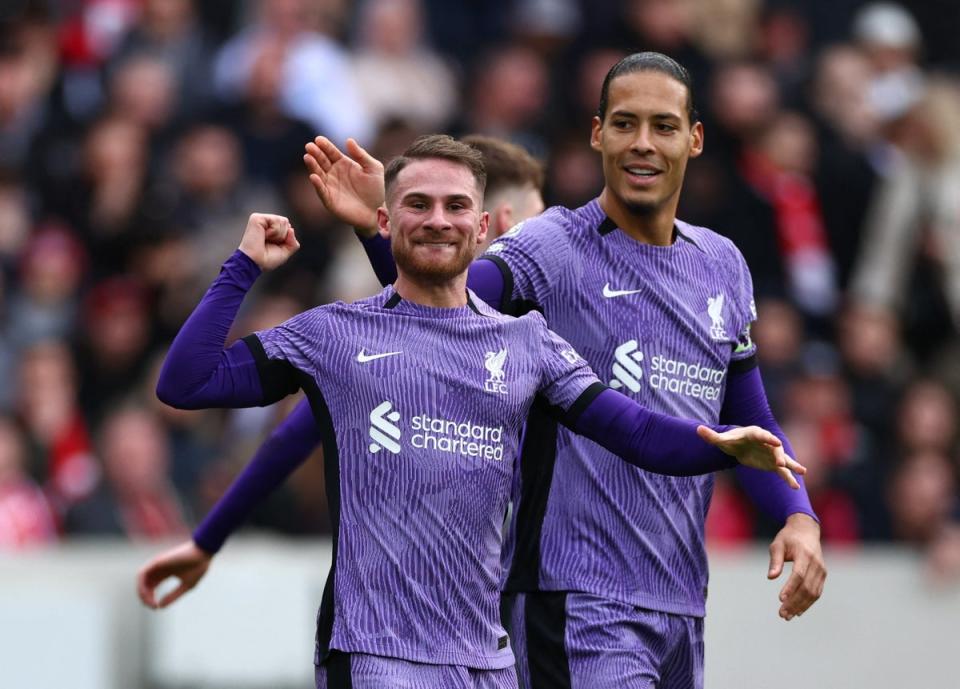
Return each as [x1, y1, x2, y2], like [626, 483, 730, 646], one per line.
[402, 251, 473, 282]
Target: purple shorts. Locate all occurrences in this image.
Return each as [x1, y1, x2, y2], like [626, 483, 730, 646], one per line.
[504, 592, 703, 689]
[315, 651, 518, 689]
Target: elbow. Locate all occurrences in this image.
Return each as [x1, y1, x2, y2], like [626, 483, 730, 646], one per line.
[156, 375, 198, 410]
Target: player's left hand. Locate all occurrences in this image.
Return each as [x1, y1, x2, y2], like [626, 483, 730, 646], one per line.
[768, 513, 826, 620]
[137, 540, 213, 609]
[697, 425, 806, 489]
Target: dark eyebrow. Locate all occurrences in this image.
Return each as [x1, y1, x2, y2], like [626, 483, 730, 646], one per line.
[400, 192, 475, 205]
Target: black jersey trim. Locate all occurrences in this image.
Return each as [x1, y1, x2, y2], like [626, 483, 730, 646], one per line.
[597, 216, 618, 236]
[297, 373, 343, 664]
[242, 334, 343, 663]
[383, 291, 402, 309]
[241, 334, 301, 403]
[561, 381, 608, 429]
[505, 395, 562, 592]
[479, 255, 514, 315]
[729, 353, 758, 375]
[466, 293, 482, 314]
[525, 592, 573, 689]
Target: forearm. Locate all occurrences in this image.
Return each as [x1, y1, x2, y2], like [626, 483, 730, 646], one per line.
[156, 250, 266, 408]
[572, 387, 737, 476]
[194, 400, 321, 553]
[359, 233, 397, 286]
[723, 363, 817, 523]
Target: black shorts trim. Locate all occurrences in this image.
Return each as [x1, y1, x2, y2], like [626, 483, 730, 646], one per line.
[524, 592, 572, 689]
[320, 651, 353, 688]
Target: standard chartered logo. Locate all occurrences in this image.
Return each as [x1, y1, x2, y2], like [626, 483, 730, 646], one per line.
[369, 400, 401, 454]
[609, 340, 644, 393]
[608, 340, 727, 401]
[367, 400, 504, 461]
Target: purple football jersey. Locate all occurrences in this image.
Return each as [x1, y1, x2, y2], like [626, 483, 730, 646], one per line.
[484, 198, 757, 617]
[251, 286, 598, 668]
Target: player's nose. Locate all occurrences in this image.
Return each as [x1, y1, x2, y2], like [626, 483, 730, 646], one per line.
[422, 204, 453, 231]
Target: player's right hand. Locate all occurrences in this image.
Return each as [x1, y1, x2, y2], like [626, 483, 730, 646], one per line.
[304, 136, 384, 238]
[238, 213, 300, 271]
[137, 540, 213, 609]
[696, 425, 807, 489]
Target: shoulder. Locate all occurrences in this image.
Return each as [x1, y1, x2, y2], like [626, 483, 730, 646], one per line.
[676, 219, 748, 268]
[486, 201, 600, 250]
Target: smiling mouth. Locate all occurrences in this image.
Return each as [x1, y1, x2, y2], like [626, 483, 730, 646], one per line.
[414, 240, 457, 249]
[624, 166, 661, 177]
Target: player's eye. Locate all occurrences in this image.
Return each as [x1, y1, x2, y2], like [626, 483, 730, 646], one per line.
[612, 120, 632, 130]
[448, 202, 465, 211]
[655, 123, 678, 133]
[410, 201, 428, 210]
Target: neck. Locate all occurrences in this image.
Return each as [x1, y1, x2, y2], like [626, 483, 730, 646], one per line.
[393, 271, 469, 308]
[598, 188, 677, 245]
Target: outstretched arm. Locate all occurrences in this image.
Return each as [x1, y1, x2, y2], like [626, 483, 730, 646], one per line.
[137, 400, 321, 609]
[194, 400, 321, 553]
[721, 362, 826, 620]
[569, 385, 806, 485]
[156, 214, 301, 409]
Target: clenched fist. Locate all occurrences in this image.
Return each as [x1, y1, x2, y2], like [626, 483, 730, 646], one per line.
[238, 213, 300, 271]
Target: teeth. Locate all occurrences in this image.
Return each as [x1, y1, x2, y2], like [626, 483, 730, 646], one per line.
[627, 168, 657, 176]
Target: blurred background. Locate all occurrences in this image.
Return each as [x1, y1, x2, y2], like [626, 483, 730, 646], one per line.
[1, 0, 960, 686]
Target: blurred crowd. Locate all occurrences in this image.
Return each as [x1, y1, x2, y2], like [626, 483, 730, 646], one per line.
[1, 0, 960, 577]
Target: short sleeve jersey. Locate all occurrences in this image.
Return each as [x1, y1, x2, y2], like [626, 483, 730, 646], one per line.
[249, 286, 598, 668]
[483, 198, 757, 617]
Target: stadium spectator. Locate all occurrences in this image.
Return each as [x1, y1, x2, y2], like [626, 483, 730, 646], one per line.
[850, 78, 960, 368]
[108, 0, 216, 123]
[16, 340, 99, 516]
[0, 416, 58, 548]
[351, 0, 458, 132]
[65, 405, 189, 540]
[213, 0, 373, 146]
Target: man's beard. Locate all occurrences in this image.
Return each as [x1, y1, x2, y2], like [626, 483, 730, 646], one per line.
[392, 236, 476, 286]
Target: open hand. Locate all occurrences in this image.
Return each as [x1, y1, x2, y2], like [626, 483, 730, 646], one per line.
[137, 540, 213, 609]
[697, 425, 806, 489]
[304, 136, 385, 237]
[768, 513, 826, 620]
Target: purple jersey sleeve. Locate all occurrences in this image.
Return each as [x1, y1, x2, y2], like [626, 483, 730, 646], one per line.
[359, 233, 397, 286]
[531, 311, 598, 410]
[728, 242, 758, 362]
[572, 388, 738, 475]
[156, 250, 272, 409]
[193, 399, 321, 553]
[251, 305, 332, 382]
[722, 363, 817, 523]
[480, 212, 572, 311]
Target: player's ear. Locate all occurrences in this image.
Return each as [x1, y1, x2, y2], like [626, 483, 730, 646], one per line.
[477, 210, 490, 246]
[689, 121, 704, 159]
[494, 204, 513, 238]
[376, 206, 391, 239]
[590, 116, 603, 151]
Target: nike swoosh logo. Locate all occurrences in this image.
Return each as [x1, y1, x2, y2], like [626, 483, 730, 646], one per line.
[357, 349, 403, 363]
[602, 284, 644, 298]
